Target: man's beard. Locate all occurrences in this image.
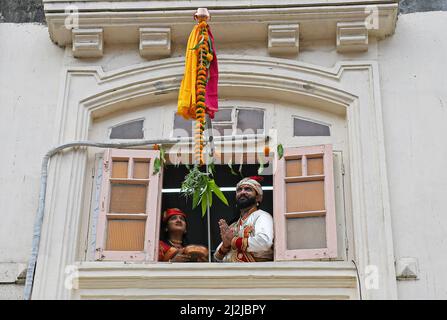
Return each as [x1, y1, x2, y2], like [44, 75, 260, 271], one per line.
[236, 195, 257, 209]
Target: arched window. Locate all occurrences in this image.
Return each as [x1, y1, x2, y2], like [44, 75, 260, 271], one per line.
[293, 117, 330, 136]
[109, 119, 144, 139]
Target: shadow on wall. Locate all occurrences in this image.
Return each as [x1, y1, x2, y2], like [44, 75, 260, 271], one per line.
[0, 0, 45, 23]
[399, 0, 447, 14]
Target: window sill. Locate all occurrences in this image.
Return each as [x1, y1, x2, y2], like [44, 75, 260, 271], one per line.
[73, 261, 359, 299]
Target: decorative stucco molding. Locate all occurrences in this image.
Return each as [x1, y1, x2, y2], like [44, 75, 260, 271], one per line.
[139, 27, 171, 59]
[0, 263, 27, 284]
[72, 28, 103, 58]
[268, 24, 300, 55]
[72, 261, 359, 299]
[336, 22, 368, 52]
[395, 257, 419, 280]
[43, 1, 398, 56]
[31, 55, 397, 300]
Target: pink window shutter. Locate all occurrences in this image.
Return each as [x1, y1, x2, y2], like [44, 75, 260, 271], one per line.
[274, 144, 337, 261]
[95, 148, 161, 262]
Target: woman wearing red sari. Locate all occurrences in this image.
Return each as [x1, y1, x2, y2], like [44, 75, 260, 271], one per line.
[158, 208, 191, 262]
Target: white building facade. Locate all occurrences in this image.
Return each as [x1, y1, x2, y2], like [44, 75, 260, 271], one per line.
[1, 0, 446, 300]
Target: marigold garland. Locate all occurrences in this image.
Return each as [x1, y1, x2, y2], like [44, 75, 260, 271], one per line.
[177, 17, 218, 166]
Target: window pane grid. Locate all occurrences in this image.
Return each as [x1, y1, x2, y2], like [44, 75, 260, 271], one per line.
[285, 154, 324, 177]
[173, 107, 265, 137]
[97, 149, 161, 261]
[293, 118, 330, 137]
[105, 155, 151, 253]
[109, 183, 148, 214]
[277, 145, 336, 255]
[285, 180, 325, 213]
[110, 119, 144, 139]
[286, 216, 327, 250]
[106, 220, 146, 251]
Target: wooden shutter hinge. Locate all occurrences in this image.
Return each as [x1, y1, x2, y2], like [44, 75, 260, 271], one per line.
[95, 248, 105, 261]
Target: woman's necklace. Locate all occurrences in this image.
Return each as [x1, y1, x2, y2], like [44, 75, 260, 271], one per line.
[168, 239, 183, 248]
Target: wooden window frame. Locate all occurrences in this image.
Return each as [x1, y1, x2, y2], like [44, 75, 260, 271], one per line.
[274, 144, 337, 260]
[95, 148, 162, 261]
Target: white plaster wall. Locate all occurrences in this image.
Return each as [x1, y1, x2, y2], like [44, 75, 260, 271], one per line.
[62, 36, 379, 72]
[379, 12, 447, 299]
[0, 24, 64, 298]
[2, 10, 447, 300]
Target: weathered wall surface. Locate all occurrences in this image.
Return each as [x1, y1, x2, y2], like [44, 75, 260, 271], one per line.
[379, 11, 447, 299]
[1, 4, 447, 300]
[0, 0, 45, 23]
[0, 23, 64, 299]
[1, 0, 447, 23]
[399, 0, 447, 14]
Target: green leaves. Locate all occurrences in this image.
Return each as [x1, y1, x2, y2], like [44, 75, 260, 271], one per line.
[153, 157, 162, 175]
[196, 179, 229, 217]
[181, 165, 206, 197]
[192, 188, 201, 210]
[152, 145, 166, 175]
[201, 193, 208, 217]
[258, 157, 265, 175]
[208, 37, 213, 55]
[190, 39, 204, 50]
[228, 159, 242, 176]
[208, 161, 216, 176]
[209, 179, 229, 206]
[277, 144, 284, 160]
[181, 164, 229, 218]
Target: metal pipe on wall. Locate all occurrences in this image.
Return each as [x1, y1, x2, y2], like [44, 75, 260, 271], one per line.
[23, 138, 181, 300]
[24, 134, 270, 299]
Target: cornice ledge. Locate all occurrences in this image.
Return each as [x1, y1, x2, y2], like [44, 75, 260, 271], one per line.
[44, 1, 398, 55]
[74, 261, 358, 292]
[43, 0, 398, 10]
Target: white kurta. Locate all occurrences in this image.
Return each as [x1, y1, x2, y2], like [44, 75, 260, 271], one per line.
[214, 209, 274, 262]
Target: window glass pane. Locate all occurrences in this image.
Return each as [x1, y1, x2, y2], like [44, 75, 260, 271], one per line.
[214, 124, 233, 136]
[293, 118, 330, 136]
[307, 157, 324, 175]
[173, 114, 193, 137]
[213, 109, 232, 122]
[112, 160, 128, 179]
[110, 184, 147, 213]
[110, 120, 144, 139]
[286, 159, 302, 177]
[286, 180, 325, 212]
[237, 109, 264, 133]
[286, 216, 326, 250]
[106, 219, 145, 251]
[133, 160, 150, 179]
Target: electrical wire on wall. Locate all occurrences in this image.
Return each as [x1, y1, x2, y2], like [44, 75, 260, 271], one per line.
[352, 259, 363, 300]
[23, 138, 182, 300]
[24, 134, 269, 300]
